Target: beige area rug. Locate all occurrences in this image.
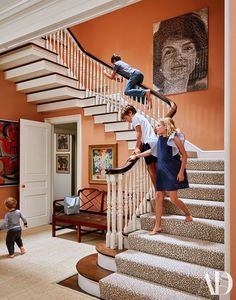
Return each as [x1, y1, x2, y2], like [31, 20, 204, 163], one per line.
[0, 225, 102, 300]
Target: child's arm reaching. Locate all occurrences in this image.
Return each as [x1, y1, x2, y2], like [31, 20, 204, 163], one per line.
[129, 149, 152, 161]
[174, 136, 188, 181]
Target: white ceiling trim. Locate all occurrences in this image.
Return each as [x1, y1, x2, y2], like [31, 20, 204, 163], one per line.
[0, 0, 140, 53]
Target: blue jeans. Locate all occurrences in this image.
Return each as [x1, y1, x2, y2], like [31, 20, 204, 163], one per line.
[124, 70, 146, 98]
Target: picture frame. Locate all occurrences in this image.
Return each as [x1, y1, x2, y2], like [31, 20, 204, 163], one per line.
[56, 134, 70, 152]
[0, 120, 19, 186]
[56, 154, 70, 174]
[89, 144, 117, 184]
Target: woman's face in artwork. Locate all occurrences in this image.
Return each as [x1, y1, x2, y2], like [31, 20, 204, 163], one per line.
[160, 38, 197, 83]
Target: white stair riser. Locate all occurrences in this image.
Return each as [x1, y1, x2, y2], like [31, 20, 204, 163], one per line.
[116, 131, 136, 141]
[37, 98, 95, 112]
[94, 113, 118, 124]
[27, 87, 85, 103]
[0, 45, 56, 70]
[105, 122, 130, 132]
[5, 60, 68, 82]
[97, 253, 117, 272]
[84, 105, 106, 116]
[78, 274, 100, 298]
[17, 74, 77, 93]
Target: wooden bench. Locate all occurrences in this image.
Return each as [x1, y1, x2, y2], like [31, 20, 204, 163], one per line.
[52, 188, 107, 242]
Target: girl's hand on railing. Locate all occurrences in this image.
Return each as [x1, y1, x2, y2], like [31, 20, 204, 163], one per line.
[128, 154, 136, 161]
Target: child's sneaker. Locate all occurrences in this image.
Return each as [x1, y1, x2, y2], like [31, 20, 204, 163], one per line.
[20, 247, 26, 254]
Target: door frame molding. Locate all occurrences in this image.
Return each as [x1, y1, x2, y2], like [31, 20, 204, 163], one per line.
[44, 114, 82, 213]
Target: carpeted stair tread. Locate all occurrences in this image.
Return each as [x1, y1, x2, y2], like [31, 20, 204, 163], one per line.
[187, 159, 224, 171]
[100, 272, 210, 300]
[76, 253, 112, 282]
[140, 214, 224, 243]
[128, 230, 224, 270]
[187, 170, 224, 185]
[163, 198, 224, 220]
[115, 250, 219, 299]
[178, 184, 224, 201]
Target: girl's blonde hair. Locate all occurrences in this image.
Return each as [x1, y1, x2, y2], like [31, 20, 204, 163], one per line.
[5, 197, 17, 210]
[159, 117, 180, 137]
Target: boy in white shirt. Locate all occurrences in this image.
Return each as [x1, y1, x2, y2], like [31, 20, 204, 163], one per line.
[121, 104, 157, 186]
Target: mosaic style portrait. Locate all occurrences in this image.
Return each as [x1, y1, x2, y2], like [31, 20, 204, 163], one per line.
[153, 8, 208, 95]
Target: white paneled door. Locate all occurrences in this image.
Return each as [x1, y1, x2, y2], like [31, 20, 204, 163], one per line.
[20, 119, 51, 227]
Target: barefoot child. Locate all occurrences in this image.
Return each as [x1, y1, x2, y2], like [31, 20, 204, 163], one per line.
[104, 54, 152, 108]
[130, 117, 192, 234]
[0, 197, 27, 258]
[121, 104, 157, 187]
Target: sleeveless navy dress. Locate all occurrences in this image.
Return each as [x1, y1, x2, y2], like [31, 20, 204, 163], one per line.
[156, 136, 189, 191]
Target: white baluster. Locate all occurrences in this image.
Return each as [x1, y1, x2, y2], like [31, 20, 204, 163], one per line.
[128, 171, 132, 232]
[117, 174, 123, 249]
[124, 173, 129, 233]
[139, 158, 143, 215]
[110, 175, 117, 249]
[106, 175, 111, 248]
[136, 162, 140, 216]
[132, 167, 136, 231]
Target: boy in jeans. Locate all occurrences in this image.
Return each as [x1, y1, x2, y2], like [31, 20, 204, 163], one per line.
[121, 104, 157, 186]
[0, 197, 27, 258]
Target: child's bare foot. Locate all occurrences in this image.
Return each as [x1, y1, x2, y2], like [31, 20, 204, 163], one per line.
[185, 214, 193, 222]
[149, 227, 162, 235]
[20, 247, 26, 254]
[9, 254, 14, 258]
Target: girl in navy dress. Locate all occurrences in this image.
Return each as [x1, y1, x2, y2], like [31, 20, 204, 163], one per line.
[131, 117, 192, 234]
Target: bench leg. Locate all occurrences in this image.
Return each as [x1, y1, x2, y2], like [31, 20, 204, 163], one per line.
[77, 225, 81, 242]
[52, 220, 56, 237]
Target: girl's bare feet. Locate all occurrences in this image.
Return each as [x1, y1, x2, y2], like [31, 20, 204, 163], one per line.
[20, 247, 26, 254]
[9, 254, 14, 258]
[185, 214, 193, 222]
[149, 227, 162, 235]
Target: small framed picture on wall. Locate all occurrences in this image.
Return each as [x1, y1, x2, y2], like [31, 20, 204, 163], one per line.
[56, 134, 70, 152]
[88, 144, 117, 184]
[56, 154, 70, 174]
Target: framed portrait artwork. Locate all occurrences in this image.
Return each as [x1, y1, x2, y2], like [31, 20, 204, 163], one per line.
[0, 120, 19, 186]
[56, 154, 70, 174]
[153, 7, 208, 95]
[56, 134, 70, 152]
[89, 144, 117, 184]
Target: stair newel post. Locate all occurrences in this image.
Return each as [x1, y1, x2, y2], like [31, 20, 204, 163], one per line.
[123, 173, 129, 234]
[117, 174, 123, 249]
[106, 175, 111, 248]
[110, 174, 117, 249]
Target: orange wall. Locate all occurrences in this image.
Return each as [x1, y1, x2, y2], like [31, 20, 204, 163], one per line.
[71, 0, 224, 150]
[0, 70, 43, 218]
[40, 109, 130, 190]
[230, 0, 236, 298]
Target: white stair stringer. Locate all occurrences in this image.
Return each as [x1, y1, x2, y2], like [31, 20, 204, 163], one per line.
[27, 86, 85, 103]
[37, 97, 96, 112]
[17, 73, 78, 93]
[0, 44, 57, 70]
[5, 59, 68, 82]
